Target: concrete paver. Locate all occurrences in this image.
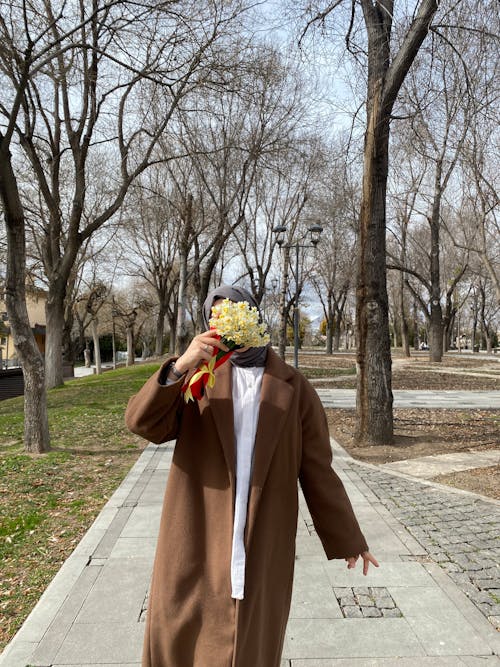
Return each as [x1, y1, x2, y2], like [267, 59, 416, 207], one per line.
[2, 435, 500, 666]
[381, 449, 500, 478]
[316, 389, 500, 408]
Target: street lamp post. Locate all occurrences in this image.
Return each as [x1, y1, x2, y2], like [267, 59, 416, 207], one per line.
[273, 224, 323, 369]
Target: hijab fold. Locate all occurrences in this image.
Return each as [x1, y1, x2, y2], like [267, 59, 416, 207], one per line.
[202, 285, 269, 367]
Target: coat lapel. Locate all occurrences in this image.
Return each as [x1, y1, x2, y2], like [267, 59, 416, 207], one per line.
[205, 359, 236, 486]
[251, 349, 294, 488]
[246, 348, 294, 547]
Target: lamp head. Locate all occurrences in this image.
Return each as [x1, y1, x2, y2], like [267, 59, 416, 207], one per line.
[308, 224, 323, 245]
[272, 225, 287, 246]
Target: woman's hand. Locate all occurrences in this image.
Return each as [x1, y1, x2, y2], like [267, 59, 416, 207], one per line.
[345, 551, 379, 576]
[174, 331, 229, 375]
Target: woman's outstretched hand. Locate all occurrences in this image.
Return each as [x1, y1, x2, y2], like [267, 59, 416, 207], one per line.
[345, 551, 379, 576]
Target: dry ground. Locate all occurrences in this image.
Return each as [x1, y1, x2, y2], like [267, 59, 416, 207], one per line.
[326, 407, 499, 500]
[286, 349, 499, 499]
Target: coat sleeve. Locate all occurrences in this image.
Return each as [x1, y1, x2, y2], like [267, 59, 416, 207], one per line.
[298, 378, 369, 559]
[124, 358, 186, 444]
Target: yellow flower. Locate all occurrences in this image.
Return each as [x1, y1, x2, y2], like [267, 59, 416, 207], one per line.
[209, 299, 270, 348]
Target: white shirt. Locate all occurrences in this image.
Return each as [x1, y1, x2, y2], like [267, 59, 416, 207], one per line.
[230, 365, 264, 599]
[164, 364, 264, 600]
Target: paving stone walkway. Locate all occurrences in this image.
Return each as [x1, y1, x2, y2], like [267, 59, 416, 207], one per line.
[340, 451, 500, 631]
[2, 440, 500, 666]
[316, 389, 500, 409]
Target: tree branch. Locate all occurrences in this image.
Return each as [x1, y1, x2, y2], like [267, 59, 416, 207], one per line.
[383, 0, 439, 111]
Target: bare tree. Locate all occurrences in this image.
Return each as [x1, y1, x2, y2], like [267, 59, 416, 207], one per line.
[453, 125, 500, 305]
[299, 0, 441, 444]
[1, 0, 250, 388]
[310, 143, 359, 353]
[75, 281, 109, 374]
[394, 34, 474, 360]
[176, 47, 301, 331]
[0, 0, 250, 452]
[233, 135, 324, 344]
[112, 286, 155, 366]
[122, 171, 182, 357]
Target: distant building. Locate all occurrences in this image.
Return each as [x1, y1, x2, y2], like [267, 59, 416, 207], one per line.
[0, 285, 47, 367]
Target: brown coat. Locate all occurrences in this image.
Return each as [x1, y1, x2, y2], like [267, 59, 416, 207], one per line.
[125, 349, 368, 667]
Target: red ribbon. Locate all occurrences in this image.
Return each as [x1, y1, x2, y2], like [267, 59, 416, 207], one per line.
[181, 334, 235, 402]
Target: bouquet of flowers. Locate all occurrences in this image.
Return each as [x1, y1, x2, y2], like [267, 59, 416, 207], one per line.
[182, 299, 270, 402]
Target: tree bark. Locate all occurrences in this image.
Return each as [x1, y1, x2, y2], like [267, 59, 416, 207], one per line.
[400, 283, 411, 357]
[355, 88, 393, 445]
[333, 294, 346, 352]
[354, 0, 439, 444]
[90, 318, 101, 375]
[326, 301, 334, 354]
[155, 302, 167, 358]
[333, 322, 342, 352]
[126, 326, 135, 366]
[326, 324, 333, 354]
[176, 193, 192, 356]
[45, 289, 66, 388]
[428, 302, 443, 362]
[428, 168, 444, 362]
[399, 223, 411, 357]
[0, 140, 50, 452]
[175, 258, 188, 355]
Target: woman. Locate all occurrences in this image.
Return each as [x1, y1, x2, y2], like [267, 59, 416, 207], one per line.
[125, 285, 378, 667]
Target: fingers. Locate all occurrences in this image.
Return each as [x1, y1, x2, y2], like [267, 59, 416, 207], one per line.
[345, 551, 380, 576]
[362, 551, 380, 576]
[175, 331, 230, 373]
[194, 332, 229, 360]
[198, 330, 229, 352]
[345, 556, 358, 569]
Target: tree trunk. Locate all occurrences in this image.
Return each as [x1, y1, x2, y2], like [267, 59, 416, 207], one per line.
[126, 326, 135, 366]
[142, 337, 152, 359]
[485, 332, 492, 354]
[176, 255, 188, 355]
[355, 90, 393, 445]
[62, 308, 76, 363]
[333, 320, 342, 352]
[45, 288, 66, 388]
[169, 317, 176, 354]
[392, 317, 399, 348]
[155, 302, 166, 357]
[90, 318, 101, 374]
[427, 155, 444, 362]
[62, 271, 77, 363]
[0, 142, 50, 453]
[413, 301, 420, 350]
[326, 302, 334, 354]
[333, 298, 344, 352]
[176, 193, 192, 356]
[333, 322, 342, 352]
[399, 278, 410, 357]
[428, 303, 443, 362]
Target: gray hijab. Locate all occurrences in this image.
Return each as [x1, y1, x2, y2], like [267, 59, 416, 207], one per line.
[202, 285, 269, 367]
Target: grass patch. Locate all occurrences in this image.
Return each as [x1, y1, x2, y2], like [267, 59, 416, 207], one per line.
[0, 363, 159, 651]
